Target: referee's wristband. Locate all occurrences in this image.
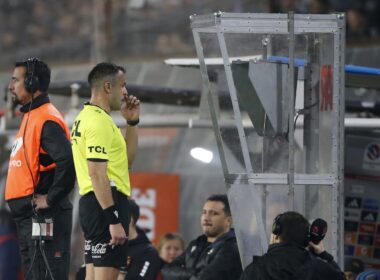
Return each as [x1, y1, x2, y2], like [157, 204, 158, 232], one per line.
[103, 205, 120, 225]
[127, 118, 139, 126]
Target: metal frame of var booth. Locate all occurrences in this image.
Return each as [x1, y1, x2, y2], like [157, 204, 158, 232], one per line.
[190, 12, 346, 266]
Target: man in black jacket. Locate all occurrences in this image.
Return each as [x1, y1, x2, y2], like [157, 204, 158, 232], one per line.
[240, 211, 345, 280]
[118, 199, 162, 280]
[5, 58, 75, 279]
[161, 194, 242, 280]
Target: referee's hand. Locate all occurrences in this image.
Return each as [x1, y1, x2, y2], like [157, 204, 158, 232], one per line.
[109, 224, 127, 247]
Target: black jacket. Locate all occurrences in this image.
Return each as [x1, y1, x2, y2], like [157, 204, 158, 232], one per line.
[121, 228, 162, 279]
[7, 94, 75, 220]
[161, 229, 242, 280]
[240, 243, 345, 280]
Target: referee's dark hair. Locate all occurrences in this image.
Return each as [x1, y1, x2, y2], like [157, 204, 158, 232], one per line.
[129, 199, 140, 225]
[116, 65, 126, 74]
[88, 62, 119, 88]
[206, 194, 231, 217]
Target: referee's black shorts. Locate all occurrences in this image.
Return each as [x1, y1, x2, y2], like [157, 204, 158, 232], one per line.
[79, 188, 130, 268]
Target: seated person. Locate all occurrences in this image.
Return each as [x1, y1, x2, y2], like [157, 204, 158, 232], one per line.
[344, 258, 364, 280]
[157, 232, 185, 264]
[118, 199, 162, 279]
[161, 194, 242, 280]
[240, 211, 344, 280]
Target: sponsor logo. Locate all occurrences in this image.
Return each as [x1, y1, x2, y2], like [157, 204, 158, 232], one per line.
[114, 210, 119, 218]
[345, 197, 362, 209]
[359, 223, 376, 234]
[361, 211, 378, 223]
[345, 209, 361, 221]
[363, 143, 380, 171]
[88, 146, 107, 154]
[133, 188, 157, 241]
[9, 160, 22, 167]
[92, 243, 108, 255]
[365, 143, 380, 161]
[10, 137, 23, 157]
[85, 240, 91, 251]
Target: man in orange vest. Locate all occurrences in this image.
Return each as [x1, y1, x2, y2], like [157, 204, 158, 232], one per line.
[4, 58, 75, 280]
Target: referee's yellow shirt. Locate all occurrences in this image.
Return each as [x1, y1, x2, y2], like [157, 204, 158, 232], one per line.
[71, 103, 131, 196]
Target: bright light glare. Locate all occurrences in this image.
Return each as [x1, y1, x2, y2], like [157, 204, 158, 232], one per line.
[190, 147, 213, 163]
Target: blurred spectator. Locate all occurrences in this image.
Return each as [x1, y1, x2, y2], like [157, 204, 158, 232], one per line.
[344, 258, 365, 280]
[118, 199, 162, 280]
[161, 194, 242, 280]
[346, 7, 371, 43]
[1, 0, 379, 71]
[352, 0, 380, 38]
[269, 0, 306, 13]
[0, 209, 22, 280]
[309, 0, 331, 14]
[157, 232, 185, 263]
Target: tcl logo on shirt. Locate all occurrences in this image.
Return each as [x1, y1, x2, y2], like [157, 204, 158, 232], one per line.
[88, 146, 107, 154]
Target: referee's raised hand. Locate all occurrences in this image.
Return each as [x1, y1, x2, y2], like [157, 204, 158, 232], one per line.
[121, 92, 140, 122]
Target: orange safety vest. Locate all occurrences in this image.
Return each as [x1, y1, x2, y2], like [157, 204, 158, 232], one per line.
[5, 103, 70, 201]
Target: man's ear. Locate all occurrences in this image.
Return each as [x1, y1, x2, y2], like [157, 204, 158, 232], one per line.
[104, 81, 112, 94]
[226, 215, 233, 228]
[269, 233, 281, 245]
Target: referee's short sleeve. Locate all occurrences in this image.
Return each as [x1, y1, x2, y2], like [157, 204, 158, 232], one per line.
[85, 118, 113, 161]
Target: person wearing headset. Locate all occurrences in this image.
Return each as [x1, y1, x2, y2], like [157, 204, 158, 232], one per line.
[240, 211, 344, 280]
[5, 58, 75, 280]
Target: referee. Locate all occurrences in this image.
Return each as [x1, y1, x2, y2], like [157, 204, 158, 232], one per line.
[71, 62, 140, 280]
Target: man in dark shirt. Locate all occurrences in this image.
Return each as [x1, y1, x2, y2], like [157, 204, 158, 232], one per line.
[161, 194, 242, 280]
[5, 58, 75, 280]
[240, 211, 344, 280]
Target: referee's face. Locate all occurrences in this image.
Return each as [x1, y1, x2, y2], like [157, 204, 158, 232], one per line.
[109, 70, 126, 111]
